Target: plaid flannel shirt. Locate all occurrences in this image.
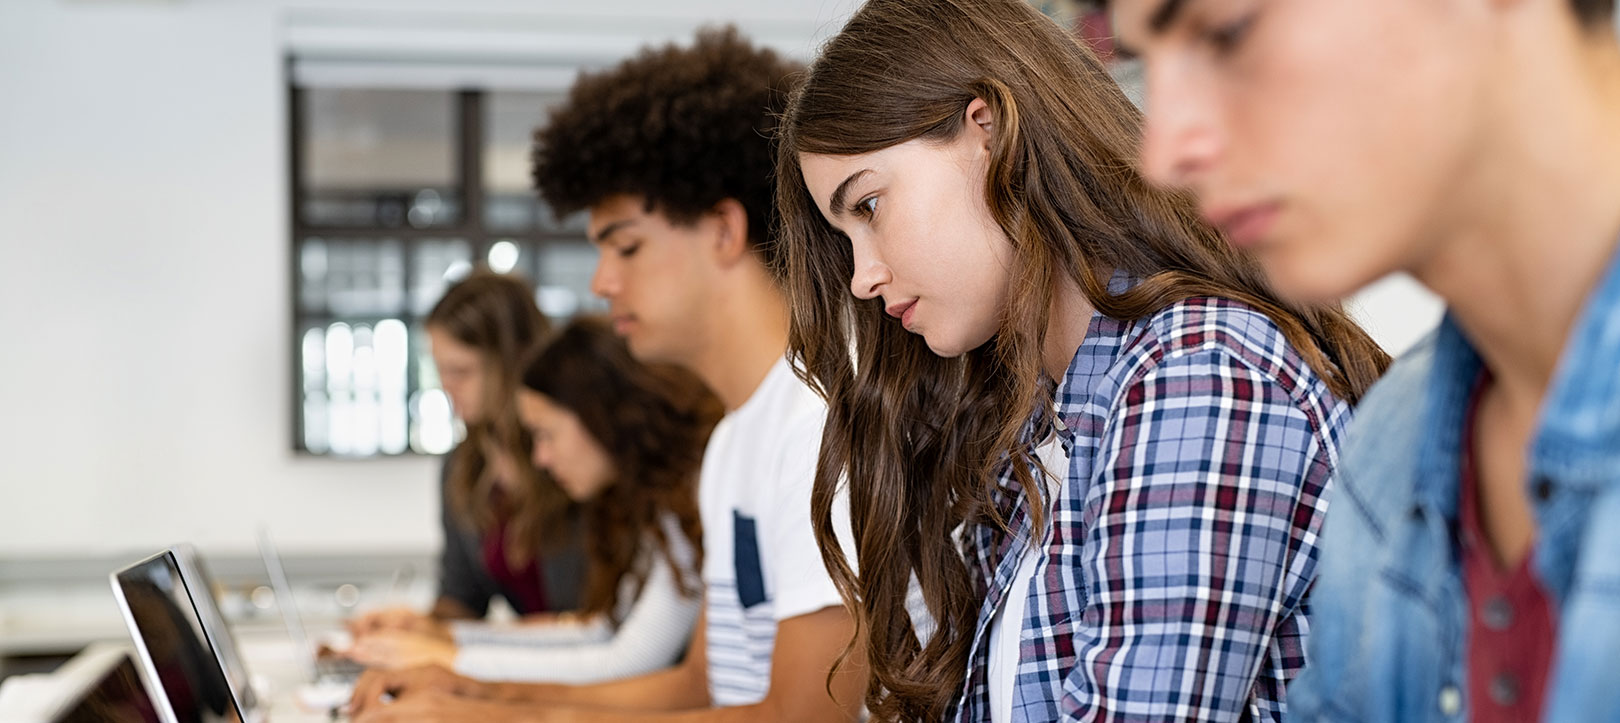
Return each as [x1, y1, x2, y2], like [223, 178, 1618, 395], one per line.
[950, 295, 1352, 722]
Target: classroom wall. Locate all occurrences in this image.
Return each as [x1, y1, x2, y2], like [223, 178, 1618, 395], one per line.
[0, 0, 1449, 559]
[0, 0, 859, 559]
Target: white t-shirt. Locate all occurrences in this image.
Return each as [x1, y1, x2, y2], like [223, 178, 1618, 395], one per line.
[700, 356, 845, 707]
[450, 513, 700, 684]
[988, 437, 1068, 723]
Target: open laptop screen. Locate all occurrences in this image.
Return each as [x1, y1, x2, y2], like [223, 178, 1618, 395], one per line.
[111, 551, 244, 723]
[53, 654, 162, 723]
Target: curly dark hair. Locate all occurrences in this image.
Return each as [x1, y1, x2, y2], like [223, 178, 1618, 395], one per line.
[531, 26, 802, 268]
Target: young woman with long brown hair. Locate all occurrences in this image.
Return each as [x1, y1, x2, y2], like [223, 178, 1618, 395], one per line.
[348, 270, 584, 646]
[349, 316, 721, 684]
[776, 1, 1391, 720]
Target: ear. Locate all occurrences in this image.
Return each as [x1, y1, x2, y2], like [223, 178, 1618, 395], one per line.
[963, 97, 995, 151]
[708, 198, 753, 268]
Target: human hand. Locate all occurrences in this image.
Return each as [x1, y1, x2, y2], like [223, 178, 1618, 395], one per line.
[347, 631, 458, 670]
[348, 664, 492, 718]
[351, 690, 552, 723]
[348, 606, 450, 640]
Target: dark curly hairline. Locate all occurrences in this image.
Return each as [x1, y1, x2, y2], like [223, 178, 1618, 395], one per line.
[530, 26, 802, 266]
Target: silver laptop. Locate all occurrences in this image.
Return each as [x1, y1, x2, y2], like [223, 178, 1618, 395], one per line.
[256, 529, 365, 685]
[46, 647, 162, 723]
[110, 546, 264, 723]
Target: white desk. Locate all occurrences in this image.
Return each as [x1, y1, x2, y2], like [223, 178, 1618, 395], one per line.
[0, 634, 350, 723]
[236, 631, 349, 723]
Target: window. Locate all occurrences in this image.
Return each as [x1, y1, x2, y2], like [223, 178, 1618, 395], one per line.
[290, 83, 602, 457]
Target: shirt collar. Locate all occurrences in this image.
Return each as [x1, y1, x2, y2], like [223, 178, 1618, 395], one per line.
[1422, 240, 1620, 496]
[1052, 273, 1140, 453]
[1532, 241, 1620, 487]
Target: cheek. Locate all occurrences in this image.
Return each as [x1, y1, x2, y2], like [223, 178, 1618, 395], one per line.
[590, 450, 615, 484]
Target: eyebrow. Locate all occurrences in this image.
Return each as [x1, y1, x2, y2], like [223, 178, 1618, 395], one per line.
[1111, 0, 1190, 58]
[590, 219, 636, 244]
[827, 169, 873, 217]
[1149, 0, 1191, 33]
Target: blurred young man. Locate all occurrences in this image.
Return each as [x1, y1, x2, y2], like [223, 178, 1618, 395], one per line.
[1109, 0, 1620, 719]
[350, 28, 864, 723]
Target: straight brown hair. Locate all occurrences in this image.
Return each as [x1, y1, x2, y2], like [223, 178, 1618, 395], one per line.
[776, 0, 1391, 719]
[428, 270, 568, 568]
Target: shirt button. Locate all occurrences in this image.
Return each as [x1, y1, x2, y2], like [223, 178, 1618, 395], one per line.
[1491, 674, 1520, 707]
[1481, 596, 1514, 630]
[1438, 685, 1463, 716]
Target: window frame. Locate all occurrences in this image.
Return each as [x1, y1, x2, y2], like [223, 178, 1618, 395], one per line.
[287, 71, 589, 457]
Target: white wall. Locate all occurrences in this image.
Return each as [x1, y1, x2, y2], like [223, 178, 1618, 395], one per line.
[0, 0, 1444, 560]
[0, 0, 859, 559]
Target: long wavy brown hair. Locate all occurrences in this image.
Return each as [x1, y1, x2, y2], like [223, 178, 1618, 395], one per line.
[775, 0, 1392, 719]
[522, 317, 721, 620]
[428, 270, 568, 568]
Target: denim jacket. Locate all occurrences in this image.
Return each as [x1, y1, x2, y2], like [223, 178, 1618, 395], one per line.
[1289, 250, 1620, 722]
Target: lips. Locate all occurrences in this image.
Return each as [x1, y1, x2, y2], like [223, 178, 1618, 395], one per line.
[610, 314, 636, 335]
[885, 299, 918, 330]
[1204, 201, 1282, 249]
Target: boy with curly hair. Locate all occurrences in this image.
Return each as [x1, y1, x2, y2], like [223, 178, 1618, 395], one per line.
[348, 27, 865, 723]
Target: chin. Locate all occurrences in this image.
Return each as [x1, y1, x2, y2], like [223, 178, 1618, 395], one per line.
[622, 334, 666, 364]
[920, 330, 982, 359]
[1261, 245, 1388, 306]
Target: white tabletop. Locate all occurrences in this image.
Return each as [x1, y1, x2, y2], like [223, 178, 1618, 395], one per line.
[237, 628, 353, 723]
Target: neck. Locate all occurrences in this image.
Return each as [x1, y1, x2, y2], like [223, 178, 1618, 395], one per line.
[686, 263, 793, 411]
[1415, 25, 1620, 410]
[1043, 272, 1097, 382]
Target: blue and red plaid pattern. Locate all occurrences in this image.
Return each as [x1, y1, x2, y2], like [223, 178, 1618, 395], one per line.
[951, 295, 1352, 722]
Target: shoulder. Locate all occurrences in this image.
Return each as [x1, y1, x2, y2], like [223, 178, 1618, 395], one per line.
[1136, 297, 1309, 378]
[1109, 297, 1339, 413]
[737, 360, 830, 448]
[1349, 332, 1438, 433]
[1328, 332, 1440, 530]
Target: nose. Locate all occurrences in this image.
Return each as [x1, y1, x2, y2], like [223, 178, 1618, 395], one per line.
[532, 442, 553, 471]
[590, 252, 619, 300]
[1138, 60, 1224, 191]
[848, 236, 892, 301]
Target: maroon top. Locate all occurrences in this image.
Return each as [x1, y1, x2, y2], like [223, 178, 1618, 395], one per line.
[1460, 374, 1557, 723]
[480, 489, 550, 615]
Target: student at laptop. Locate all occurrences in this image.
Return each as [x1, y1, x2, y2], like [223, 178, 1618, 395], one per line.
[775, 0, 1389, 720]
[1108, 0, 1620, 719]
[348, 28, 864, 722]
[348, 317, 720, 685]
[351, 272, 586, 642]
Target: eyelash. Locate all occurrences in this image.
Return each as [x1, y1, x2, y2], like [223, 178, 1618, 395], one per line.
[1207, 11, 1258, 56]
[849, 195, 878, 220]
[617, 242, 640, 258]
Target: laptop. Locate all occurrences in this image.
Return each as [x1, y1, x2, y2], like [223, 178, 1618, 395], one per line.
[49, 648, 162, 723]
[110, 546, 264, 723]
[0, 643, 162, 723]
[255, 529, 365, 686]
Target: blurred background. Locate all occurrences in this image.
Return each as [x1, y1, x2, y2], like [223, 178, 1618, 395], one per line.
[0, 0, 1449, 685]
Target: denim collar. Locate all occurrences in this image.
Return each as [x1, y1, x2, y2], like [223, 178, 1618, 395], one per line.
[1416, 240, 1620, 515]
[1533, 242, 1620, 488]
